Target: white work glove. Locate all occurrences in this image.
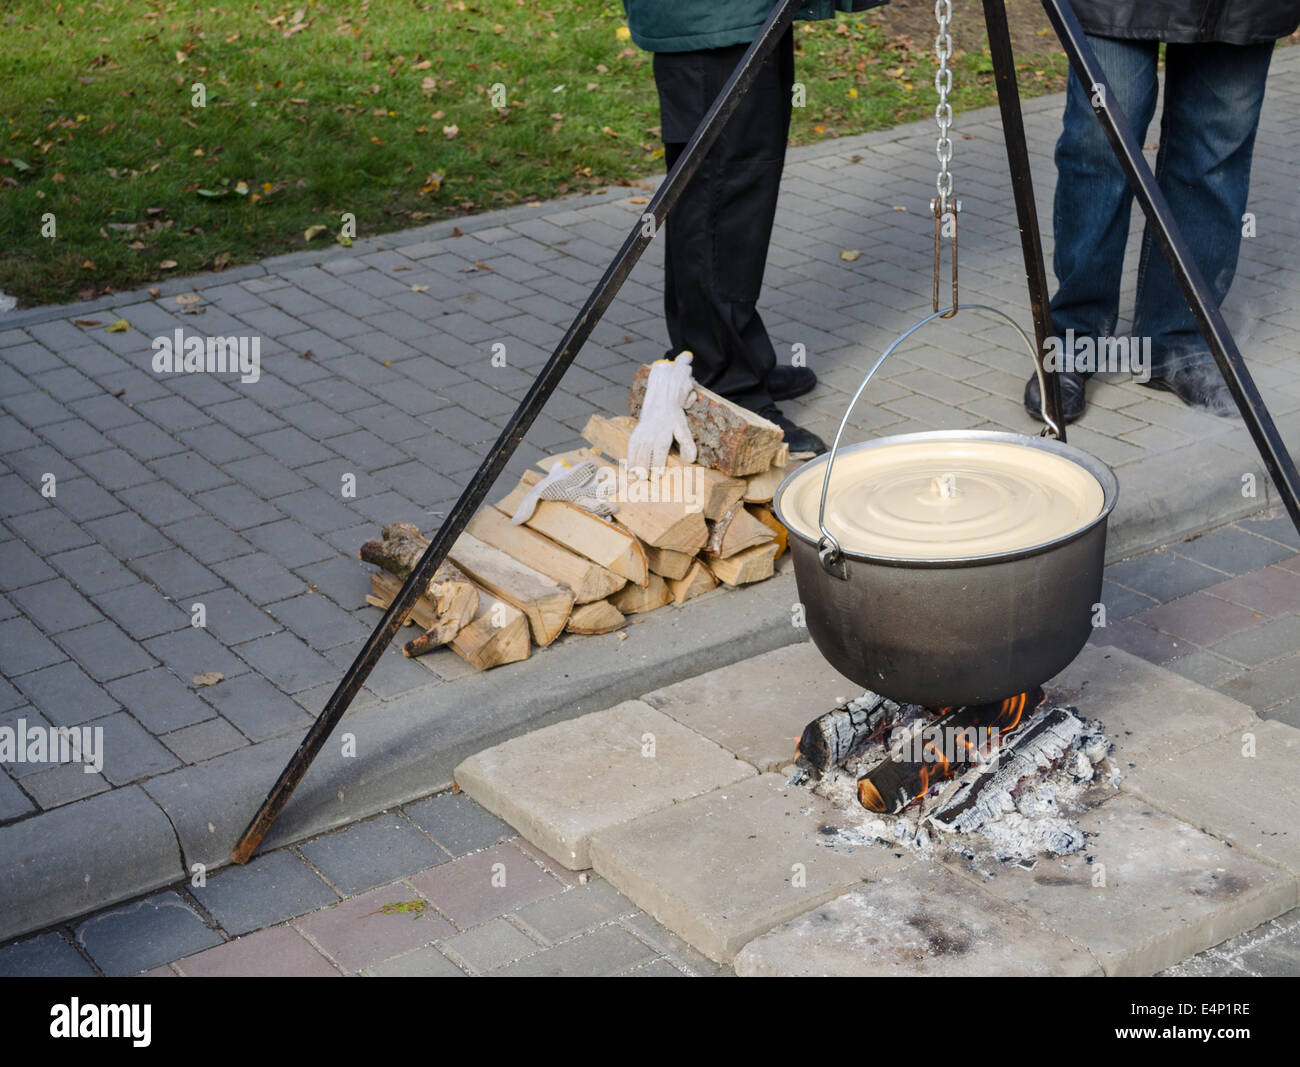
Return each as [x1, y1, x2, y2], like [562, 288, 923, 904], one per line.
[510, 459, 616, 524]
[628, 351, 697, 477]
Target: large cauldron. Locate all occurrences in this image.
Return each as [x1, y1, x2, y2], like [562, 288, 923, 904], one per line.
[774, 430, 1118, 708]
[772, 305, 1119, 708]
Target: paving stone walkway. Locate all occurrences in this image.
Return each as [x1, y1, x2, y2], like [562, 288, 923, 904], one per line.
[1, 51, 1298, 948]
[1, 523, 1295, 977]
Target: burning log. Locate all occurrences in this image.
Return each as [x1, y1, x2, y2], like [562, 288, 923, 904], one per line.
[856, 688, 1043, 814]
[929, 707, 1085, 835]
[798, 693, 909, 774]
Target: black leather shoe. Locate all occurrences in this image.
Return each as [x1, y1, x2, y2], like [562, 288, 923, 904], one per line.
[767, 366, 817, 402]
[1024, 370, 1089, 425]
[757, 404, 827, 455]
[1141, 363, 1237, 418]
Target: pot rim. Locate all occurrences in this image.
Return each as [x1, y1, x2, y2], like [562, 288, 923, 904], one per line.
[773, 429, 1119, 569]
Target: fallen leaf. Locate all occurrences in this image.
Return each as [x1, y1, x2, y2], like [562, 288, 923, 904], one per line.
[627, 196, 648, 205]
[839, 249, 862, 262]
[442, 124, 459, 139]
[73, 319, 101, 326]
[615, 26, 631, 41]
[106, 319, 131, 332]
[303, 224, 327, 241]
[192, 671, 223, 687]
[410, 283, 428, 292]
[159, 259, 178, 269]
[601, 125, 619, 138]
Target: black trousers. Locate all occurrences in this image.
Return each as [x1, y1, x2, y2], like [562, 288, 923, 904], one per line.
[653, 29, 794, 411]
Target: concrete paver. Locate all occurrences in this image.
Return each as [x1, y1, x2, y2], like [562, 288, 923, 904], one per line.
[734, 864, 1102, 977]
[74, 891, 222, 977]
[1049, 645, 1259, 768]
[589, 773, 911, 964]
[173, 924, 339, 978]
[293, 882, 455, 972]
[943, 795, 1296, 977]
[455, 700, 757, 870]
[1124, 720, 1300, 877]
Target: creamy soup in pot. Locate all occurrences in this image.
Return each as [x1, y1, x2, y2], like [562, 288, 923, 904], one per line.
[779, 438, 1105, 559]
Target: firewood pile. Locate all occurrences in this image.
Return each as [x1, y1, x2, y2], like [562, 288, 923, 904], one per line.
[359, 367, 802, 671]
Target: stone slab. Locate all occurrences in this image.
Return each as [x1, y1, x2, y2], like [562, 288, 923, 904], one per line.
[1048, 645, 1258, 769]
[454, 700, 756, 870]
[734, 863, 1103, 976]
[642, 641, 859, 772]
[0, 786, 182, 943]
[943, 794, 1297, 976]
[588, 773, 910, 964]
[1124, 719, 1300, 877]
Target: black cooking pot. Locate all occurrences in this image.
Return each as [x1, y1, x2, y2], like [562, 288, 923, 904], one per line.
[772, 306, 1119, 708]
[775, 430, 1119, 707]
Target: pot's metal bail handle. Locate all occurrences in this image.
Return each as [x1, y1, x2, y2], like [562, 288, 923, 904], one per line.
[816, 303, 1059, 578]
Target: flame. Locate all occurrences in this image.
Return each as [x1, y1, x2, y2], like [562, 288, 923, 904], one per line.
[903, 688, 1042, 806]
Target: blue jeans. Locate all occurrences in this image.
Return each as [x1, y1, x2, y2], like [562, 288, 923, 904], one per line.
[1051, 35, 1275, 376]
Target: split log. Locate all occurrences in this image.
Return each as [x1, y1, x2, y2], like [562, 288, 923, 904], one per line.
[628, 366, 784, 476]
[360, 524, 478, 655]
[609, 572, 672, 614]
[497, 471, 648, 587]
[367, 571, 479, 659]
[747, 504, 788, 558]
[467, 506, 626, 604]
[359, 522, 436, 583]
[857, 688, 1044, 814]
[540, 448, 708, 554]
[645, 544, 694, 581]
[705, 502, 775, 559]
[744, 455, 799, 504]
[450, 589, 531, 670]
[929, 707, 1084, 834]
[565, 600, 626, 635]
[706, 541, 778, 587]
[449, 531, 575, 646]
[667, 560, 717, 604]
[798, 693, 911, 774]
[581, 414, 745, 520]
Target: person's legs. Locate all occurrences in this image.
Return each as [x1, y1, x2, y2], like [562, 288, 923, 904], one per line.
[1026, 35, 1159, 422]
[1050, 38, 1161, 340]
[1133, 40, 1274, 413]
[655, 30, 793, 413]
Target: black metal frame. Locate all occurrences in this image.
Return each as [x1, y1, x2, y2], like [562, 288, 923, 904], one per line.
[231, 0, 1300, 863]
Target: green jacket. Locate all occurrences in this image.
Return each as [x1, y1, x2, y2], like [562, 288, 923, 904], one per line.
[623, 0, 889, 53]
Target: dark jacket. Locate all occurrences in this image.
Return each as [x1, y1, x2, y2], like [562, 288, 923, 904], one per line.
[623, 0, 888, 53]
[1071, 0, 1300, 45]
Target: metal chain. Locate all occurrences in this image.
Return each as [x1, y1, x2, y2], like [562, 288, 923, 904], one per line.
[933, 0, 954, 210]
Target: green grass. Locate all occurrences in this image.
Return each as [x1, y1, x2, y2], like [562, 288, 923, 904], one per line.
[0, 1, 1068, 307]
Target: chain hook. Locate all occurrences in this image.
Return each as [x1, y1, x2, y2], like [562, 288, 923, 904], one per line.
[931, 0, 959, 318]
